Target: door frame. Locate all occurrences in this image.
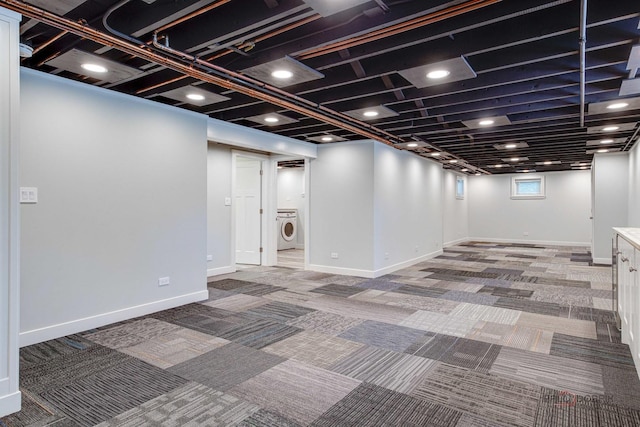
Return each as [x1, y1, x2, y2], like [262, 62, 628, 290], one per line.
[231, 150, 276, 267]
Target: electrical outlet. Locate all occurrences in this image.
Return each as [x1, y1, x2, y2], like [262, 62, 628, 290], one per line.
[331, 252, 339, 259]
[206, 255, 213, 261]
[384, 252, 389, 260]
[158, 277, 170, 287]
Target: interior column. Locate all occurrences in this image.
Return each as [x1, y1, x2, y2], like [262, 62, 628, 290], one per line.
[0, 5, 22, 418]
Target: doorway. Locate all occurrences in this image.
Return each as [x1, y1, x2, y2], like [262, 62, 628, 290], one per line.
[276, 158, 306, 269]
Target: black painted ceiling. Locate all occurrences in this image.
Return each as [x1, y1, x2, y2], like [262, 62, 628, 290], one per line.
[11, 0, 640, 174]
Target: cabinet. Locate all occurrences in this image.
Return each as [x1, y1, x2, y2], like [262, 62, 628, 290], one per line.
[614, 228, 640, 379]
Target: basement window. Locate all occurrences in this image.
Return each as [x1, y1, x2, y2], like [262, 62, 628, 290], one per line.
[456, 176, 465, 199]
[511, 176, 545, 199]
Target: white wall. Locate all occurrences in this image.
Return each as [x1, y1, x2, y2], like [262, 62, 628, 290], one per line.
[443, 170, 469, 246]
[309, 141, 375, 274]
[308, 140, 445, 277]
[20, 69, 209, 346]
[629, 141, 640, 227]
[592, 153, 629, 263]
[373, 142, 443, 273]
[207, 143, 233, 275]
[469, 170, 592, 246]
[277, 167, 305, 247]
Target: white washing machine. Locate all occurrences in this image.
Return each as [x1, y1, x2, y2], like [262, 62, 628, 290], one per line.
[277, 209, 297, 250]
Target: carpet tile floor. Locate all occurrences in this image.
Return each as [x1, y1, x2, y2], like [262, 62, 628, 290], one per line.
[3, 242, 640, 426]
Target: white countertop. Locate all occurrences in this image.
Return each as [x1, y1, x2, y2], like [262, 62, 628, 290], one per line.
[614, 227, 640, 250]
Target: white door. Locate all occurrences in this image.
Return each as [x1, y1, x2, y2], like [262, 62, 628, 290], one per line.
[235, 157, 262, 264]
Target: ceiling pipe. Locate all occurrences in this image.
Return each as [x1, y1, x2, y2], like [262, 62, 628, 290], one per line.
[579, 0, 587, 127]
[154, 0, 233, 34]
[136, 13, 321, 94]
[297, 0, 501, 60]
[623, 124, 640, 151]
[29, 29, 67, 56]
[0, 0, 405, 146]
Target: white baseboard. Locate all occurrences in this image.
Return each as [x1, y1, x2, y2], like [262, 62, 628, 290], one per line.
[207, 265, 236, 277]
[372, 249, 443, 278]
[19, 290, 209, 347]
[467, 237, 590, 247]
[592, 257, 612, 265]
[0, 389, 21, 418]
[307, 264, 375, 278]
[444, 238, 469, 247]
[308, 249, 444, 279]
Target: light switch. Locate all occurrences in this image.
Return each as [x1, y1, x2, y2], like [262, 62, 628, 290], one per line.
[224, 197, 231, 206]
[20, 187, 38, 204]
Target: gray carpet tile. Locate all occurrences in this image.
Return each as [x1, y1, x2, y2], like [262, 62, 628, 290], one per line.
[394, 284, 449, 298]
[218, 318, 303, 349]
[41, 357, 188, 427]
[479, 286, 534, 299]
[440, 290, 500, 305]
[238, 409, 302, 427]
[338, 320, 426, 352]
[311, 382, 462, 427]
[85, 318, 182, 349]
[19, 334, 94, 369]
[465, 277, 515, 288]
[20, 345, 131, 394]
[329, 346, 437, 393]
[204, 287, 235, 302]
[229, 359, 361, 425]
[0, 391, 74, 427]
[210, 278, 258, 291]
[262, 330, 363, 369]
[95, 382, 260, 427]
[483, 267, 525, 275]
[534, 387, 640, 427]
[245, 301, 315, 322]
[285, 311, 364, 335]
[490, 347, 605, 396]
[405, 333, 501, 372]
[168, 342, 285, 391]
[493, 297, 563, 317]
[309, 283, 364, 297]
[232, 283, 287, 296]
[602, 365, 640, 410]
[596, 322, 622, 343]
[411, 363, 541, 427]
[354, 278, 404, 291]
[550, 333, 636, 369]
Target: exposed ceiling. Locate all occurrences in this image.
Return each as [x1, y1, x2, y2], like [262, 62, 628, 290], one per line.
[6, 0, 640, 174]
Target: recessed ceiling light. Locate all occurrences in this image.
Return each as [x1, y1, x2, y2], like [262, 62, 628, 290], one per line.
[521, 169, 531, 173]
[543, 161, 553, 165]
[81, 63, 107, 73]
[363, 110, 379, 118]
[431, 152, 441, 157]
[271, 69, 293, 79]
[321, 136, 334, 142]
[600, 139, 614, 144]
[510, 157, 520, 162]
[504, 144, 517, 149]
[449, 160, 458, 163]
[277, 166, 283, 169]
[461, 168, 469, 172]
[475, 173, 481, 176]
[597, 149, 609, 153]
[602, 126, 619, 132]
[264, 116, 280, 123]
[407, 142, 418, 148]
[186, 93, 205, 101]
[580, 166, 588, 170]
[479, 119, 495, 126]
[607, 102, 629, 110]
[495, 164, 503, 168]
[426, 69, 450, 79]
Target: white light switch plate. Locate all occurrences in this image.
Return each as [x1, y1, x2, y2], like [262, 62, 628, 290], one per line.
[20, 187, 38, 204]
[224, 197, 231, 206]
